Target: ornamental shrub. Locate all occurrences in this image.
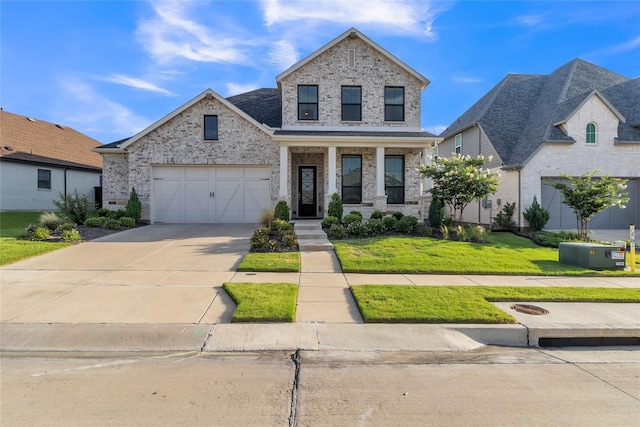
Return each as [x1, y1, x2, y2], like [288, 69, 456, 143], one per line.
[328, 223, 346, 239]
[118, 217, 136, 228]
[96, 208, 111, 217]
[250, 228, 270, 250]
[367, 218, 385, 235]
[61, 228, 81, 242]
[417, 225, 433, 237]
[125, 187, 142, 222]
[84, 217, 106, 227]
[25, 223, 39, 236]
[346, 221, 368, 237]
[259, 209, 274, 228]
[103, 218, 121, 230]
[382, 215, 397, 231]
[394, 215, 418, 234]
[40, 212, 65, 231]
[281, 231, 298, 249]
[31, 227, 50, 241]
[391, 211, 404, 220]
[342, 212, 362, 226]
[454, 225, 469, 242]
[271, 218, 293, 234]
[321, 216, 339, 229]
[327, 193, 343, 221]
[493, 202, 516, 229]
[471, 225, 489, 243]
[370, 210, 384, 220]
[274, 200, 290, 222]
[428, 196, 444, 228]
[523, 195, 550, 232]
[54, 223, 76, 234]
[52, 190, 95, 224]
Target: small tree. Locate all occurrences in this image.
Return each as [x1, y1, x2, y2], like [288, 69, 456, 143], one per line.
[125, 187, 142, 222]
[493, 202, 516, 229]
[544, 171, 629, 240]
[419, 154, 500, 224]
[428, 195, 444, 228]
[523, 195, 550, 232]
[327, 193, 343, 221]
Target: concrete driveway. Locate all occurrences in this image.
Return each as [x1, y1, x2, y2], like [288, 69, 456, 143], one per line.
[1, 224, 254, 324]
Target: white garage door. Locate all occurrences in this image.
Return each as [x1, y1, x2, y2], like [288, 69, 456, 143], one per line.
[152, 166, 271, 223]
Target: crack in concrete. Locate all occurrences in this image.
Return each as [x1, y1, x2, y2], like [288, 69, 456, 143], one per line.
[289, 349, 301, 427]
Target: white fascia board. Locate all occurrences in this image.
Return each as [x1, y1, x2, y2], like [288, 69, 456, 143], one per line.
[273, 134, 441, 148]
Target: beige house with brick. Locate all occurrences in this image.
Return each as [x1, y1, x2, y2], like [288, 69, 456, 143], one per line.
[438, 59, 640, 230]
[95, 28, 440, 223]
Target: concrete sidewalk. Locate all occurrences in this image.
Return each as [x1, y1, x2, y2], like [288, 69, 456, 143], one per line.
[1, 224, 639, 352]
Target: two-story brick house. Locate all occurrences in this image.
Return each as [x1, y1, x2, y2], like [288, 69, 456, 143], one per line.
[94, 28, 440, 223]
[438, 59, 639, 230]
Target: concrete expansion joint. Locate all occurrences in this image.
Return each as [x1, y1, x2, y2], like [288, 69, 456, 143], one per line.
[289, 349, 302, 427]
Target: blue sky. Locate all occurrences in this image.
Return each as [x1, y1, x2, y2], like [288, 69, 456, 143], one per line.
[2, 1, 639, 144]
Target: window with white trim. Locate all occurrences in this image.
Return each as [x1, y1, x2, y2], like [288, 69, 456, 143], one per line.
[455, 134, 462, 154]
[37, 169, 51, 190]
[298, 85, 318, 120]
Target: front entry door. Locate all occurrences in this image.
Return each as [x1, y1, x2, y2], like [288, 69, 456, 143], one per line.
[298, 166, 317, 217]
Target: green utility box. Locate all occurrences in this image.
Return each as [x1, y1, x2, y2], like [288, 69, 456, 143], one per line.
[558, 242, 626, 270]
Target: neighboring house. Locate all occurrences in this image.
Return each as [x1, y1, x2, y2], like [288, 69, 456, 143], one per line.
[0, 110, 103, 211]
[94, 28, 440, 223]
[438, 59, 640, 230]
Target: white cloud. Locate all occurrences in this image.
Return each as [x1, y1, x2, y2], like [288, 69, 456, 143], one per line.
[424, 125, 447, 136]
[136, 0, 248, 64]
[452, 76, 483, 84]
[268, 39, 299, 71]
[515, 14, 546, 27]
[101, 74, 173, 95]
[58, 78, 150, 139]
[584, 35, 640, 62]
[260, 0, 447, 38]
[226, 82, 261, 96]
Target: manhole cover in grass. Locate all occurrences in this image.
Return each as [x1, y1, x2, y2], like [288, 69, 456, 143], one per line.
[510, 304, 549, 315]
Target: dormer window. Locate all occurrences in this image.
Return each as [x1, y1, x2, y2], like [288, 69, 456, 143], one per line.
[298, 85, 318, 121]
[586, 122, 596, 144]
[384, 86, 404, 122]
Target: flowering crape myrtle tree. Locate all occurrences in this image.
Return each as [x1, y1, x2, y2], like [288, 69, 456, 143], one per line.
[419, 154, 500, 225]
[544, 170, 629, 241]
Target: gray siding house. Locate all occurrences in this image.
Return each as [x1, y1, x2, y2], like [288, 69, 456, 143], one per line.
[438, 59, 640, 230]
[95, 28, 440, 223]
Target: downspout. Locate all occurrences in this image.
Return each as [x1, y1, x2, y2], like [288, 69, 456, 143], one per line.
[477, 124, 482, 224]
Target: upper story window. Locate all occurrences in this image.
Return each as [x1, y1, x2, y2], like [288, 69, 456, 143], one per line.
[204, 115, 218, 140]
[433, 144, 439, 162]
[385, 155, 404, 204]
[455, 134, 462, 154]
[586, 122, 596, 144]
[341, 86, 362, 121]
[384, 86, 404, 122]
[37, 169, 51, 190]
[298, 85, 318, 120]
[342, 155, 362, 204]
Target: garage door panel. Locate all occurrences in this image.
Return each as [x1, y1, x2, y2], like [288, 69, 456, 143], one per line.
[154, 180, 183, 223]
[244, 167, 270, 179]
[184, 180, 212, 223]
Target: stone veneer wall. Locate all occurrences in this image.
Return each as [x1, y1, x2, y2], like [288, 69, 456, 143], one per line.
[280, 37, 423, 129]
[104, 97, 280, 221]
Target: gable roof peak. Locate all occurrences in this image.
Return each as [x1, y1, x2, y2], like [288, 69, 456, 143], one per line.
[276, 27, 429, 89]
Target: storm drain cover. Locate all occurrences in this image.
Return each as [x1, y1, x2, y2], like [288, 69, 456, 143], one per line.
[510, 304, 549, 315]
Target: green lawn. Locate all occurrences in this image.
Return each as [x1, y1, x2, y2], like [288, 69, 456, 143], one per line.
[333, 233, 639, 276]
[237, 252, 301, 272]
[0, 212, 69, 266]
[222, 282, 298, 322]
[351, 285, 640, 323]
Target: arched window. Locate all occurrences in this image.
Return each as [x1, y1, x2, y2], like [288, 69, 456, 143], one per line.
[586, 123, 596, 144]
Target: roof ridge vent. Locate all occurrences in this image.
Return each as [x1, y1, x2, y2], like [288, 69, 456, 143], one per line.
[55, 124, 64, 129]
[26, 117, 36, 122]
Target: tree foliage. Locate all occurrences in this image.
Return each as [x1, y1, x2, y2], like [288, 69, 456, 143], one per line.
[125, 187, 142, 222]
[419, 154, 500, 224]
[544, 170, 629, 240]
[523, 195, 550, 232]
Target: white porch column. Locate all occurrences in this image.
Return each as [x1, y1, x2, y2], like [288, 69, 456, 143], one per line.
[328, 146, 337, 195]
[279, 146, 288, 199]
[376, 147, 385, 196]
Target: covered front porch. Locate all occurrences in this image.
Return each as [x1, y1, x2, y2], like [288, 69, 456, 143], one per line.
[274, 132, 440, 220]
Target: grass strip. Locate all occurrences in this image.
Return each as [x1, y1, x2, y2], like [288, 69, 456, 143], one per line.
[237, 252, 300, 272]
[1, 212, 70, 266]
[223, 282, 298, 322]
[333, 233, 639, 276]
[350, 285, 640, 324]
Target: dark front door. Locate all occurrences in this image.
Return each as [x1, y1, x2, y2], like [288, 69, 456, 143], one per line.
[298, 166, 317, 217]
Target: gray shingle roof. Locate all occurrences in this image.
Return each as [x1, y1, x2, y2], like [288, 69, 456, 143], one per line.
[226, 88, 282, 128]
[440, 58, 637, 167]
